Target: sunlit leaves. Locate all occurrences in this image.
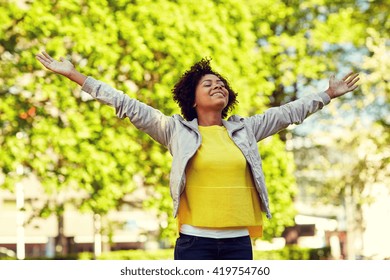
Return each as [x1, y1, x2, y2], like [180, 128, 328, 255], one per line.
[261, 135, 297, 239]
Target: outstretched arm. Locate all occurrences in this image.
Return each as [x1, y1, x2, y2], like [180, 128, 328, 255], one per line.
[325, 72, 359, 99]
[246, 71, 360, 141]
[37, 51, 175, 147]
[36, 51, 87, 86]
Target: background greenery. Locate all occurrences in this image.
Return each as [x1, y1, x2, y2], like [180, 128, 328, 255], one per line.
[1, 0, 389, 256]
[7, 247, 329, 260]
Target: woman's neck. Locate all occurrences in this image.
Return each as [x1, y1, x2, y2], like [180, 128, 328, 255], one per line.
[197, 112, 223, 126]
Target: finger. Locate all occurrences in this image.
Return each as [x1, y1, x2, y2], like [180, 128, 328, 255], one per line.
[349, 84, 359, 92]
[37, 54, 53, 64]
[36, 53, 44, 60]
[348, 77, 360, 86]
[344, 74, 358, 86]
[36, 54, 50, 64]
[347, 74, 359, 85]
[342, 71, 354, 81]
[42, 51, 53, 62]
[346, 73, 359, 81]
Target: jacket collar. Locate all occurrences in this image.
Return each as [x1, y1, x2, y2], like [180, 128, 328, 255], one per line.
[177, 114, 244, 134]
[179, 117, 199, 131]
[222, 118, 245, 134]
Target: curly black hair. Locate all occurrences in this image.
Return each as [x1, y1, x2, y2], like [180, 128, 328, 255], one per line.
[172, 58, 238, 121]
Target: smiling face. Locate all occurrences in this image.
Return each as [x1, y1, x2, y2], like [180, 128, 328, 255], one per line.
[194, 74, 229, 115]
[172, 57, 238, 121]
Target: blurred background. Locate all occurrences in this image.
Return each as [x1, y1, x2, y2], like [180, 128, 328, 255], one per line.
[0, 0, 389, 260]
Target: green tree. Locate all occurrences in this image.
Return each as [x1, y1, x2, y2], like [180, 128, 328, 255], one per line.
[290, 3, 390, 258]
[240, 0, 375, 240]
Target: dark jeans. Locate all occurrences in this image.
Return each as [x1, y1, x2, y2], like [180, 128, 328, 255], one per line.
[174, 233, 253, 260]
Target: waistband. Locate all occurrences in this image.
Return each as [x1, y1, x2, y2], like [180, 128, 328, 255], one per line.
[180, 224, 249, 239]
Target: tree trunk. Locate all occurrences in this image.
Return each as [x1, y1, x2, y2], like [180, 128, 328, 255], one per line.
[55, 209, 68, 256]
[93, 213, 102, 259]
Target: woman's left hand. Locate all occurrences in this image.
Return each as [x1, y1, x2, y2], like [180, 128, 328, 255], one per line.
[326, 72, 360, 99]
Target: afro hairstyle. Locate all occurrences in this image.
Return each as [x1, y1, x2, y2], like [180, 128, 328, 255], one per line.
[172, 58, 238, 121]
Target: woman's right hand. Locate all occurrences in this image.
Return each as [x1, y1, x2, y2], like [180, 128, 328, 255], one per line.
[36, 51, 87, 85]
[36, 51, 75, 77]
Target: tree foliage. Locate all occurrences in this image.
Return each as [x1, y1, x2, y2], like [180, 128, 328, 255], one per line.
[292, 0, 390, 207]
[289, 0, 389, 258]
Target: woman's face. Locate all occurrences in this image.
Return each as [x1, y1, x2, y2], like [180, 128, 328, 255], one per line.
[194, 74, 229, 114]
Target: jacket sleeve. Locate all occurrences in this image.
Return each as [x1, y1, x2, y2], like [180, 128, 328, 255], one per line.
[81, 77, 174, 147]
[245, 92, 331, 142]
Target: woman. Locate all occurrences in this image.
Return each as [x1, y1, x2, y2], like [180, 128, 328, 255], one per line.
[36, 51, 359, 260]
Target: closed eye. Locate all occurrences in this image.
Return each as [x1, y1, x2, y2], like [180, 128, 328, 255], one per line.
[200, 78, 226, 88]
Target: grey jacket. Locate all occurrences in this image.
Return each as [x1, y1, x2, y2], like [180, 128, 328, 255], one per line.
[82, 77, 331, 219]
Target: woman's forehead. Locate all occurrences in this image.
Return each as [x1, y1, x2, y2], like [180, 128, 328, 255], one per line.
[199, 74, 222, 82]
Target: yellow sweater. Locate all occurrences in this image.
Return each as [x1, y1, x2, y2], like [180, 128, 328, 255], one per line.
[178, 125, 263, 237]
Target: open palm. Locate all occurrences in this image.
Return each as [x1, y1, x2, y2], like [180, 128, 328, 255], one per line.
[36, 51, 74, 77]
[327, 72, 359, 98]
